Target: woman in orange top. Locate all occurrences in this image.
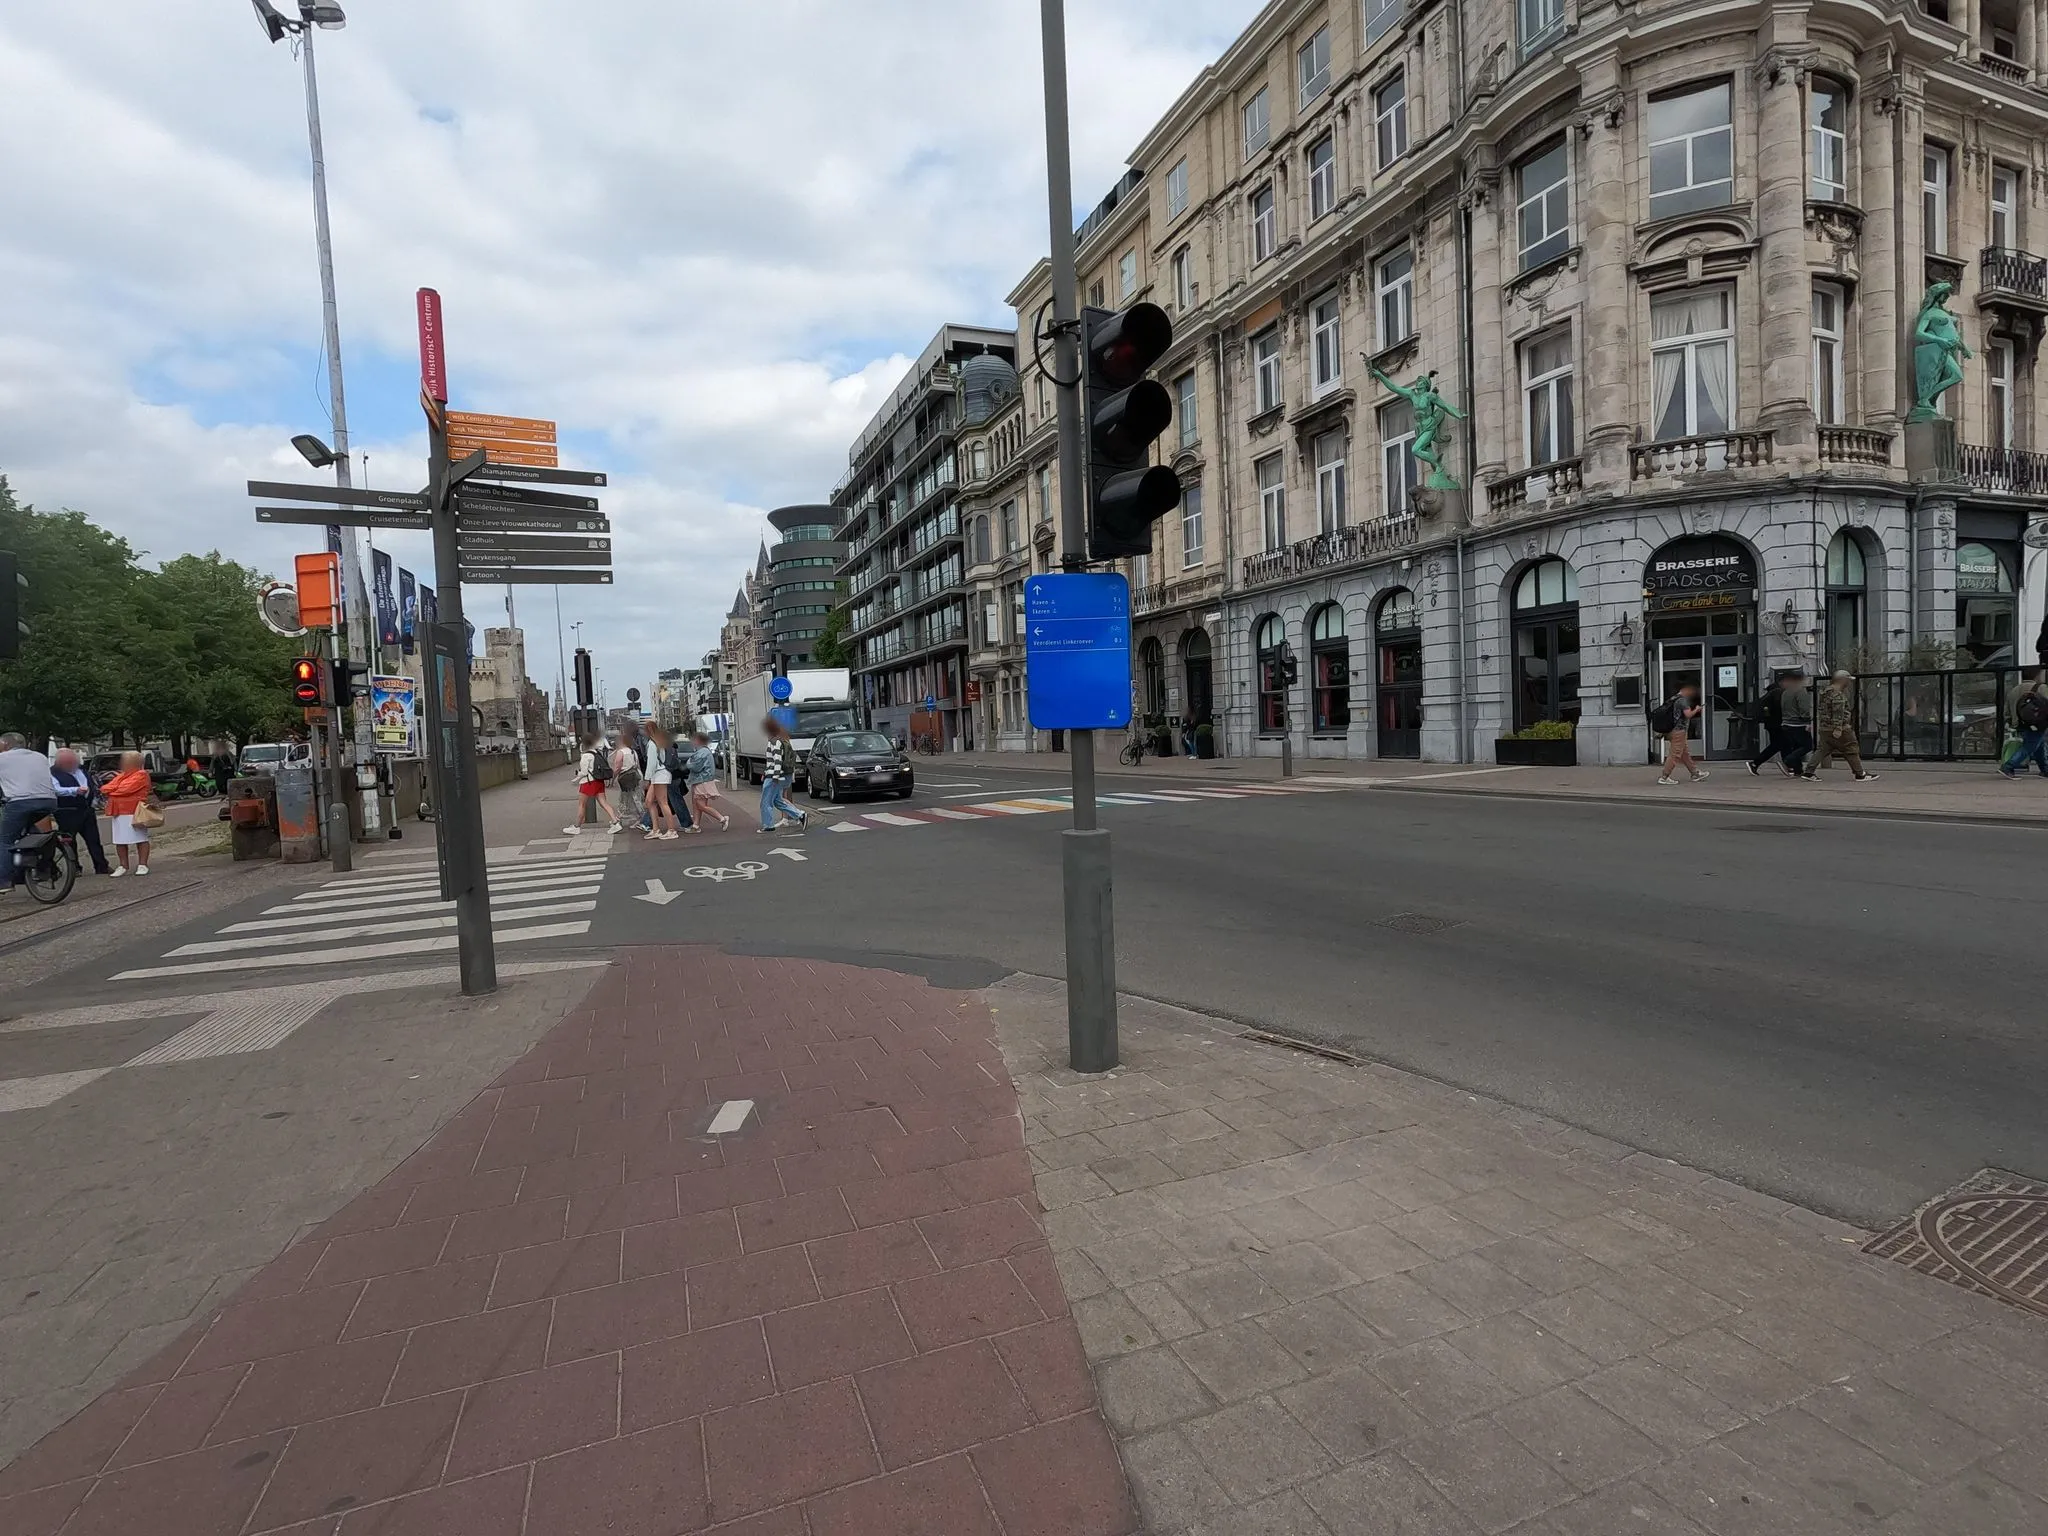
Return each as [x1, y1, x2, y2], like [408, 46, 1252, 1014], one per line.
[101, 753, 155, 876]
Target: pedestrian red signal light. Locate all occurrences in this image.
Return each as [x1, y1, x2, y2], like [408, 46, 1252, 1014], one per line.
[290, 657, 325, 707]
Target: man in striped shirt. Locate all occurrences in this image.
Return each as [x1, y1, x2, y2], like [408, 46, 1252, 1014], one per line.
[758, 719, 808, 834]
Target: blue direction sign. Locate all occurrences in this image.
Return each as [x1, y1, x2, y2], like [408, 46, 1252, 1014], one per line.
[923, 693, 937, 711]
[1024, 573, 1133, 730]
[770, 676, 793, 702]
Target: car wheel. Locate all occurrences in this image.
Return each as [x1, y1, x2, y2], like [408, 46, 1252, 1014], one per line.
[896, 787, 913, 799]
[826, 775, 838, 803]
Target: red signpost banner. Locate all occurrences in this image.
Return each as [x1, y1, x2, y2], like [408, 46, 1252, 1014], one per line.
[416, 287, 447, 403]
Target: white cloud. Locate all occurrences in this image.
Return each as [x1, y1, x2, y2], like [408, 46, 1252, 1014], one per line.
[0, 0, 1252, 695]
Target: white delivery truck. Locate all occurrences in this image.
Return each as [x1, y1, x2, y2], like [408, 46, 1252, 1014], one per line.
[730, 669, 859, 783]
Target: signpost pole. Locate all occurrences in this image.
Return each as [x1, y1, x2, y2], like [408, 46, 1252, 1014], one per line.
[1039, 0, 1118, 1072]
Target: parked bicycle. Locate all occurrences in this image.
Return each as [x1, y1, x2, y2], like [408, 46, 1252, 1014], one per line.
[1119, 734, 1148, 767]
[912, 733, 941, 757]
[9, 814, 78, 906]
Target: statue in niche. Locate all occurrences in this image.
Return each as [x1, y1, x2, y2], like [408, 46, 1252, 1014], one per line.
[1908, 281, 1972, 422]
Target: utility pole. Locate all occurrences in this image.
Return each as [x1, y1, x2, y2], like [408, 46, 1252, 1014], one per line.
[1039, 0, 1118, 1072]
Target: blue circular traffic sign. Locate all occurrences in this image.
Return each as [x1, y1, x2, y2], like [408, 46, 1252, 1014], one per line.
[770, 677, 793, 701]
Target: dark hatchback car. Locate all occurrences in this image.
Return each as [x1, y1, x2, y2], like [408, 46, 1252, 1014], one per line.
[805, 729, 914, 801]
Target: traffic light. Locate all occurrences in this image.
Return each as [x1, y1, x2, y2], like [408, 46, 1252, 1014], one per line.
[573, 648, 594, 708]
[290, 656, 330, 707]
[0, 551, 24, 661]
[332, 657, 368, 705]
[1280, 643, 1299, 687]
[1083, 302, 1181, 560]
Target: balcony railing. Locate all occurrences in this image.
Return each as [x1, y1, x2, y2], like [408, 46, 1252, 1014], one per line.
[1239, 516, 1419, 590]
[1131, 570, 1223, 616]
[1817, 425, 1895, 469]
[1958, 443, 2048, 495]
[1978, 52, 2030, 86]
[1485, 458, 1583, 514]
[1980, 245, 2048, 303]
[1630, 429, 1776, 479]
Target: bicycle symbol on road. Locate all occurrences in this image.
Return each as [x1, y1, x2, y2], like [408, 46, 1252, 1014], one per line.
[684, 861, 769, 882]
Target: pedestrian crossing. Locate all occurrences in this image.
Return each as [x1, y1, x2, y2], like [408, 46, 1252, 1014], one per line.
[107, 852, 609, 982]
[822, 780, 1344, 834]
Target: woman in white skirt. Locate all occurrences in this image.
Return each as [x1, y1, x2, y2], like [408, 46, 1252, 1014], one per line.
[642, 725, 681, 839]
[101, 751, 156, 875]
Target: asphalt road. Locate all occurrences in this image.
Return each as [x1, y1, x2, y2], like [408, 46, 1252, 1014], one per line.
[41, 758, 2048, 1227]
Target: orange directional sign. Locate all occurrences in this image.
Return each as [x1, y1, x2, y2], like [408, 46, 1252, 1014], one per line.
[446, 411, 560, 468]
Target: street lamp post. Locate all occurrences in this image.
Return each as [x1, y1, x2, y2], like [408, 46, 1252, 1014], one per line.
[255, 0, 380, 842]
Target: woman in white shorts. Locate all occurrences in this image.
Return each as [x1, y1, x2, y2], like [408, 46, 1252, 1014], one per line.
[643, 725, 681, 839]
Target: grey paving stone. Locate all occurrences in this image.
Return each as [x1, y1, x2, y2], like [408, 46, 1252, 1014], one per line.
[1090, 1186, 1181, 1234]
[1401, 1415, 1579, 1532]
[1297, 1177, 1405, 1230]
[1152, 1108, 1236, 1144]
[1872, 1336, 2048, 1444]
[1387, 1205, 1501, 1260]
[1052, 1243, 1112, 1302]
[1087, 1228, 1194, 1288]
[1233, 1197, 1339, 1249]
[1169, 1260, 1290, 1328]
[1443, 1311, 1597, 1397]
[1592, 1262, 1739, 1335]
[1276, 1361, 1429, 1461]
[1359, 1162, 1468, 1214]
[1184, 1488, 1334, 1536]
[1875, 1467, 2048, 1536]
[1723, 1305, 1887, 1386]
[1717, 1409, 1925, 1526]
[1073, 1288, 1160, 1358]
[1649, 1327, 1812, 1417]
[1478, 1234, 1616, 1298]
[1124, 1278, 1206, 1342]
[1368, 1337, 1517, 1428]
[1317, 1222, 1436, 1283]
[1576, 1359, 1748, 1453]
[1522, 1287, 1669, 1365]
[1095, 1344, 1215, 1435]
[1154, 1212, 1264, 1266]
[1174, 1318, 1310, 1402]
[1158, 1137, 1244, 1180]
[1299, 1452, 1485, 1535]
[1453, 1187, 1562, 1239]
[1496, 1383, 1666, 1493]
[1336, 1271, 1474, 1345]
[1411, 1251, 1545, 1320]
[1531, 1478, 1715, 1534]
[1242, 1241, 1358, 1303]
[1120, 1426, 1240, 1531]
[1642, 1437, 1864, 1536]
[1181, 1395, 1339, 1503]
[1259, 1294, 1384, 1374]
[1798, 1375, 1991, 1486]
[1035, 1163, 1115, 1208]
[1549, 1213, 1692, 1269]
[1029, 1129, 1111, 1169]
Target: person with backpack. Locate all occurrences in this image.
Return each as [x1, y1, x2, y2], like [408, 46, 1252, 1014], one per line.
[1746, 671, 1794, 776]
[564, 731, 620, 834]
[656, 727, 695, 834]
[685, 730, 731, 831]
[1808, 670, 1878, 780]
[1651, 683, 1707, 785]
[642, 724, 682, 839]
[2000, 671, 2048, 778]
[1777, 668, 1815, 778]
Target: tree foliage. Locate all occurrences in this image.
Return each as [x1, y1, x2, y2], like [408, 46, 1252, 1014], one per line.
[810, 583, 854, 668]
[0, 475, 302, 749]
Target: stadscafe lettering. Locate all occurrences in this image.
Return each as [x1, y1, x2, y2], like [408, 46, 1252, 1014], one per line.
[1644, 535, 1756, 594]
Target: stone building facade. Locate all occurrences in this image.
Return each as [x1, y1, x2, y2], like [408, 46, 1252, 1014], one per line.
[994, 0, 2048, 766]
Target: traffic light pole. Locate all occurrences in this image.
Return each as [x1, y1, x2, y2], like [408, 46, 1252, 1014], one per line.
[1039, 0, 1118, 1073]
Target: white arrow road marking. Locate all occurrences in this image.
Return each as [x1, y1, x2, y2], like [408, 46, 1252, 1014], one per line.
[706, 1099, 754, 1134]
[635, 878, 684, 906]
[768, 849, 808, 861]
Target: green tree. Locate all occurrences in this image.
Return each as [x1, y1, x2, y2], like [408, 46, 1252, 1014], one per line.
[0, 476, 144, 743]
[140, 553, 301, 750]
[811, 583, 853, 667]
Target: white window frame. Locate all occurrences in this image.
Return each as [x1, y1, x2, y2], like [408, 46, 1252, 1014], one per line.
[1172, 245, 1194, 312]
[1522, 327, 1575, 468]
[1118, 249, 1138, 300]
[1809, 81, 1848, 203]
[1374, 73, 1408, 169]
[1257, 453, 1287, 551]
[1166, 156, 1189, 219]
[1520, 0, 1564, 51]
[1244, 87, 1270, 158]
[1375, 247, 1414, 348]
[1650, 286, 1736, 445]
[1299, 26, 1331, 106]
[1314, 430, 1348, 533]
[1516, 140, 1570, 271]
[1811, 282, 1846, 426]
[1924, 143, 1950, 256]
[1254, 327, 1283, 415]
[1648, 81, 1735, 220]
[1181, 481, 1204, 567]
[1990, 338, 2016, 452]
[1176, 370, 1198, 449]
[1251, 184, 1276, 262]
[1379, 403, 1415, 519]
[1363, 0, 1405, 45]
[1311, 293, 1343, 396]
[1308, 135, 1336, 221]
[1992, 164, 2020, 250]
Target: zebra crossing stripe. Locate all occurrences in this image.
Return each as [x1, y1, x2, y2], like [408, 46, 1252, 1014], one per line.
[111, 920, 593, 982]
[824, 820, 869, 832]
[863, 812, 928, 827]
[301, 855, 594, 895]
[924, 808, 985, 820]
[168, 899, 599, 957]
[288, 871, 598, 911]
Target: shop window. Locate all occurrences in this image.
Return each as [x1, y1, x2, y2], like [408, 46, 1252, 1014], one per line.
[1956, 541, 2017, 668]
[1309, 603, 1350, 733]
[1255, 614, 1287, 735]
[1825, 531, 1867, 671]
[1512, 558, 1582, 729]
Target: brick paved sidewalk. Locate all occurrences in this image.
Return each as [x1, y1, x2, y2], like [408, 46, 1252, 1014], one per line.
[988, 976, 2048, 1536]
[0, 952, 1134, 1536]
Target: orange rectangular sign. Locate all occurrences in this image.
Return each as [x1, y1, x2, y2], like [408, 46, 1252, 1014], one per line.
[294, 551, 342, 627]
[450, 437, 559, 468]
[446, 412, 556, 442]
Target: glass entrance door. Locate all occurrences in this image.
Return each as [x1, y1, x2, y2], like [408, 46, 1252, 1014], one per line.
[1653, 635, 1756, 759]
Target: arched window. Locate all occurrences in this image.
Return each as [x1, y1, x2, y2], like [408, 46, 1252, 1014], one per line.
[1375, 588, 1418, 635]
[1309, 604, 1350, 733]
[1139, 637, 1167, 718]
[1825, 531, 1868, 671]
[1255, 615, 1286, 735]
[1512, 558, 1581, 729]
[1957, 541, 2017, 667]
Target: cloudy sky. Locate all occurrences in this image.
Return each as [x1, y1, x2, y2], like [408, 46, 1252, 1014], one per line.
[0, 0, 1256, 702]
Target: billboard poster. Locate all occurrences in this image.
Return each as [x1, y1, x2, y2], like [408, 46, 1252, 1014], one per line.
[398, 568, 419, 653]
[373, 548, 400, 647]
[369, 675, 417, 754]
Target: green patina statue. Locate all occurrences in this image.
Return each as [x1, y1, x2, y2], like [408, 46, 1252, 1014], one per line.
[1908, 280, 1972, 422]
[1372, 367, 1467, 489]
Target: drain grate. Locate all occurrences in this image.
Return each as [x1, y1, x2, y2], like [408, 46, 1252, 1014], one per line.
[1376, 912, 1464, 935]
[1864, 1167, 2048, 1319]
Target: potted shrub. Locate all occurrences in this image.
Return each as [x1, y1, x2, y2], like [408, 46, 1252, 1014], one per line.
[1494, 718, 1577, 767]
[1194, 721, 1216, 759]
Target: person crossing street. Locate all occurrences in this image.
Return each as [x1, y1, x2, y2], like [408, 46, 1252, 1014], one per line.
[757, 718, 808, 834]
[50, 747, 112, 875]
[2001, 671, 2048, 778]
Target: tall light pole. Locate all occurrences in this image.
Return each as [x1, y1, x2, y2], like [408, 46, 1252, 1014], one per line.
[255, 0, 379, 839]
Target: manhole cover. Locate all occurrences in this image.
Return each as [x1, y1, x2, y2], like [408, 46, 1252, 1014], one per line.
[1376, 912, 1463, 935]
[1864, 1167, 2048, 1319]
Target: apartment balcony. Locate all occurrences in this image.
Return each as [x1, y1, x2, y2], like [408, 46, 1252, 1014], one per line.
[1629, 429, 1776, 480]
[1978, 51, 2030, 86]
[1239, 517, 1419, 592]
[1958, 443, 2048, 496]
[1817, 426, 1895, 472]
[1485, 458, 1583, 515]
[1132, 570, 1223, 616]
[1977, 246, 2048, 319]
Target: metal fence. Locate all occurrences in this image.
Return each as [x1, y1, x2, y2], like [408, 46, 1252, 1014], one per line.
[1851, 669, 2022, 761]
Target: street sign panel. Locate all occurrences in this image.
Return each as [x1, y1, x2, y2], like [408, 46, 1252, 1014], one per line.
[457, 533, 611, 554]
[457, 568, 614, 586]
[452, 440, 559, 468]
[1024, 573, 1133, 730]
[455, 546, 612, 567]
[455, 512, 611, 535]
[475, 464, 608, 487]
[446, 411, 556, 442]
[257, 506, 433, 532]
[452, 482, 598, 511]
[247, 480, 430, 510]
[417, 288, 448, 404]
